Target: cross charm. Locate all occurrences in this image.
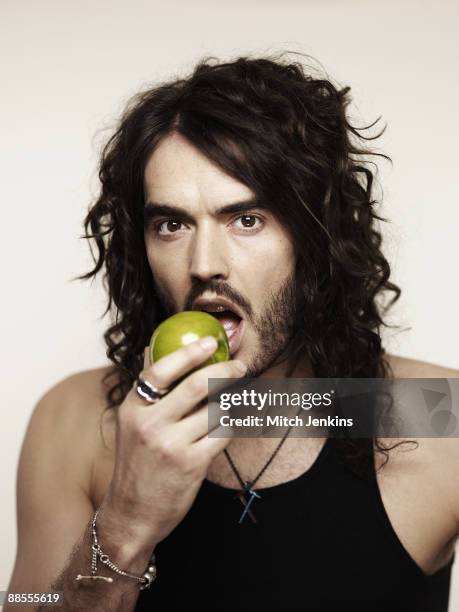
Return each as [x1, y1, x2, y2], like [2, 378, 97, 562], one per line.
[235, 481, 261, 524]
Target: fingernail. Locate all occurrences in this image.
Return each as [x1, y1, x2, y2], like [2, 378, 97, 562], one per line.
[200, 336, 218, 350]
[233, 360, 247, 373]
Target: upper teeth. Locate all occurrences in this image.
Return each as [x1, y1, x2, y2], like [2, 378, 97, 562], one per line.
[204, 304, 226, 312]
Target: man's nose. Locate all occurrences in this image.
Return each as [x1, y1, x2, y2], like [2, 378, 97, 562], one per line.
[188, 225, 230, 281]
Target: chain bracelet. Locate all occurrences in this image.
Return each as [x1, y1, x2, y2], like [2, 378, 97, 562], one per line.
[89, 509, 157, 590]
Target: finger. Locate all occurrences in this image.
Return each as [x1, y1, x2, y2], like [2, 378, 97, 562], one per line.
[139, 336, 219, 392]
[163, 359, 247, 421]
[143, 347, 150, 370]
[193, 426, 236, 462]
[128, 347, 161, 411]
[175, 401, 221, 442]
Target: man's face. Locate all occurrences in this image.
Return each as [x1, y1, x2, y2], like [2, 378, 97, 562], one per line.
[143, 132, 298, 377]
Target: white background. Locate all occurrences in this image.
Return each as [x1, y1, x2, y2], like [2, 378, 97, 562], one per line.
[1, 0, 458, 608]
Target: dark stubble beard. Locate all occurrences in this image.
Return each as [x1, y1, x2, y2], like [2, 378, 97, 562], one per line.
[243, 272, 298, 378]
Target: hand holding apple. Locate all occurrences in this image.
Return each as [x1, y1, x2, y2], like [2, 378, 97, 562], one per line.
[149, 310, 230, 367]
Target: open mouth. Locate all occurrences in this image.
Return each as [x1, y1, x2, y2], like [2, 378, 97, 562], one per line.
[209, 310, 244, 355]
[193, 301, 245, 355]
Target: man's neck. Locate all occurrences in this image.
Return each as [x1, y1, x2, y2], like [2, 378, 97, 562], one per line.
[218, 353, 315, 462]
[257, 354, 314, 379]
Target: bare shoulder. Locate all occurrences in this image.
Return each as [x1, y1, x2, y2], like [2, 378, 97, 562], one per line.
[35, 365, 117, 427]
[39, 365, 115, 406]
[385, 353, 459, 378]
[382, 354, 459, 530]
[28, 366, 118, 492]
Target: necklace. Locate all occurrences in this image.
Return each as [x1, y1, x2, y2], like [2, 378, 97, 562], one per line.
[223, 418, 297, 525]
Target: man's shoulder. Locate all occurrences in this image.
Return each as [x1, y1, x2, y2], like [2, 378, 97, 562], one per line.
[40, 364, 114, 404]
[32, 365, 118, 437]
[383, 353, 459, 530]
[21, 366, 119, 504]
[385, 353, 459, 378]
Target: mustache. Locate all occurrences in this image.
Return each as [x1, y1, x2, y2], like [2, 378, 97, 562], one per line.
[184, 279, 253, 320]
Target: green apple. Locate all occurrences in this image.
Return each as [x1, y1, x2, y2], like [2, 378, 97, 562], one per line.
[149, 310, 230, 367]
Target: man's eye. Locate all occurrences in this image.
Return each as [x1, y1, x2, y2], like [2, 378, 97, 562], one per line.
[154, 219, 184, 235]
[233, 215, 264, 231]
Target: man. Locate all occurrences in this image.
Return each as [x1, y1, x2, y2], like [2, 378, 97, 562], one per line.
[6, 55, 459, 611]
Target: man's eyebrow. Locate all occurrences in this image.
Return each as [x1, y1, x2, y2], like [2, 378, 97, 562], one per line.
[143, 199, 269, 223]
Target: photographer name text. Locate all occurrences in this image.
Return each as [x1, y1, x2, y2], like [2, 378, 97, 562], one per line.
[219, 415, 354, 428]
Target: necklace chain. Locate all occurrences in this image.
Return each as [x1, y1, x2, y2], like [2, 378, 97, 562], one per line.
[222, 407, 304, 524]
[223, 419, 297, 491]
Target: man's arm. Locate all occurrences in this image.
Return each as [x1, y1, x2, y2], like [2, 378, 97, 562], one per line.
[36, 504, 156, 612]
[386, 355, 459, 538]
[4, 374, 155, 612]
[7, 342, 242, 611]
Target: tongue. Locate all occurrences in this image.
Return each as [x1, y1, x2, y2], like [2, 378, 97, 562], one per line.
[212, 311, 241, 335]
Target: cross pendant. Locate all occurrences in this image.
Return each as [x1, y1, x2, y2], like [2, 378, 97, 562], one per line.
[235, 482, 261, 524]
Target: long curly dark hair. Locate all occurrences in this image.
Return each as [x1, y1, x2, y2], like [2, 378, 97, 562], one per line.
[77, 52, 414, 472]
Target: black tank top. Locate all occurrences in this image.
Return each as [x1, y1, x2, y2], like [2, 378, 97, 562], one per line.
[134, 437, 454, 611]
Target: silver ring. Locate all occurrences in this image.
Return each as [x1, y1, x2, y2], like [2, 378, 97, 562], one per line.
[135, 376, 169, 404]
